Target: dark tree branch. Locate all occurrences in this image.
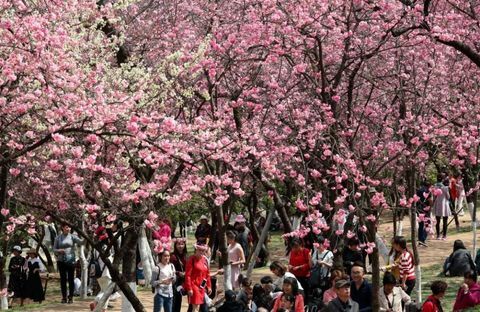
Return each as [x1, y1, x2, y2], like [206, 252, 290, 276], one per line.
[436, 38, 480, 68]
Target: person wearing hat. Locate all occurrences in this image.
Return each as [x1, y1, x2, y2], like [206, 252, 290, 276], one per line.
[326, 279, 359, 312]
[22, 249, 46, 304]
[234, 214, 252, 261]
[216, 289, 244, 312]
[184, 242, 211, 312]
[8, 246, 26, 307]
[194, 215, 211, 243]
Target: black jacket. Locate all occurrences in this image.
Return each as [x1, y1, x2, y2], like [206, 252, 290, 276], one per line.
[444, 249, 475, 276]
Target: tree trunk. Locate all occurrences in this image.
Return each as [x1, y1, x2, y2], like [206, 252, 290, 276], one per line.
[120, 227, 142, 312]
[472, 192, 478, 257]
[366, 220, 380, 312]
[406, 168, 421, 303]
[246, 204, 275, 279]
[79, 221, 89, 299]
[215, 202, 232, 290]
[0, 164, 8, 310]
[138, 226, 155, 286]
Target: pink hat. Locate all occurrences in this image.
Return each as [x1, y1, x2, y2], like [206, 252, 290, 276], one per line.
[234, 214, 246, 223]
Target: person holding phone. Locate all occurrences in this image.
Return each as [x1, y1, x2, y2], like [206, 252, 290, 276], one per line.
[185, 242, 211, 312]
[152, 249, 176, 312]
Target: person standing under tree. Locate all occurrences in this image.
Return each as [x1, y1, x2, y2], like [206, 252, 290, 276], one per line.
[433, 177, 451, 240]
[151, 249, 176, 312]
[53, 223, 84, 304]
[22, 249, 45, 304]
[170, 238, 188, 312]
[8, 246, 25, 307]
[394, 236, 416, 296]
[416, 180, 432, 247]
[184, 242, 211, 312]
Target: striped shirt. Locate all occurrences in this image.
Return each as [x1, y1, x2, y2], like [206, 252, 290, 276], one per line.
[399, 250, 415, 280]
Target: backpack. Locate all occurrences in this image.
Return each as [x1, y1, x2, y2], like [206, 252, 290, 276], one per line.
[89, 251, 104, 278]
[405, 301, 421, 312]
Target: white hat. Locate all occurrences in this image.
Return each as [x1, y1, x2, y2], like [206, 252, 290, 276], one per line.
[12, 246, 22, 252]
[199, 215, 208, 220]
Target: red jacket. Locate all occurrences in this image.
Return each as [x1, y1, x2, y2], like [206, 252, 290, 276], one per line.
[289, 248, 311, 278]
[184, 255, 211, 305]
[272, 293, 305, 312]
[422, 295, 442, 312]
[453, 283, 480, 311]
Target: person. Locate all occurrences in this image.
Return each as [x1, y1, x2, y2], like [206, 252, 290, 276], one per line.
[323, 270, 347, 305]
[237, 279, 255, 311]
[271, 277, 305, 312]
[383, 240, 401, 281]
[152, 249, 176, 312]
[433, 177, 451, 240]
[311, 236, 333, 291]
[217, 290, 244, 312]
[8, 246, 25, 307]
[453, 270, 480, 311]
[393, 236, 416, 295]
[184, 242, 211, 312]
[343, 238, 364, 276]
[225, 231, 245, 290]
[89, 227, 114, 312]
[194, 215, 211, 243]
[350, 263, 372, 312]
[137, 261, 146, 286]
[422, 280, 447, 312]
[444, 239, 475, 277]
[153, 219, 172, 242]
[270, 260, 304, 294]
[326, 279, 359, 312]
[53, 223, 84, 303]
[449, 173, 461, 230]
[253, 283, 273, 311]
[288, 237, 311, 296]
[416, 180, 432, 247]
[22, 249, 45, 304]
[234, 215, 252, 261]
[378, 272, 411, 312]
[170, 238, 187, 312]
[456, 175, 468, 217]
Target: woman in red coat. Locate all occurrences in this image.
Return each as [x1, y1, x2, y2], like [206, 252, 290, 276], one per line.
[288, 237, 311, 296]
[184, 242, 211, 312]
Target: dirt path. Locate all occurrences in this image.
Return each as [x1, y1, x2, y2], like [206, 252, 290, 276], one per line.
[20, 214, 479, 311]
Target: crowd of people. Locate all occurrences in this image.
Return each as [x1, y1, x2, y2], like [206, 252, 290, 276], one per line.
[4, 184, 480, 312]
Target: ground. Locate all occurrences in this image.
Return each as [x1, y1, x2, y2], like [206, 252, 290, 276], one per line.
[9, 214, 479, 311]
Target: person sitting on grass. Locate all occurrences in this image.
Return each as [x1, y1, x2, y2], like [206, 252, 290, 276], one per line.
[422, 281, 448, 312]
[444, 240, 475, 277]
[378, 272, 411, 312]
[271, 277, 305, 312]
[453, 270, 480, 311]
[326, 278, 359, 312]
[350, 263, 372, 312]
[217, 290, 244, 312]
